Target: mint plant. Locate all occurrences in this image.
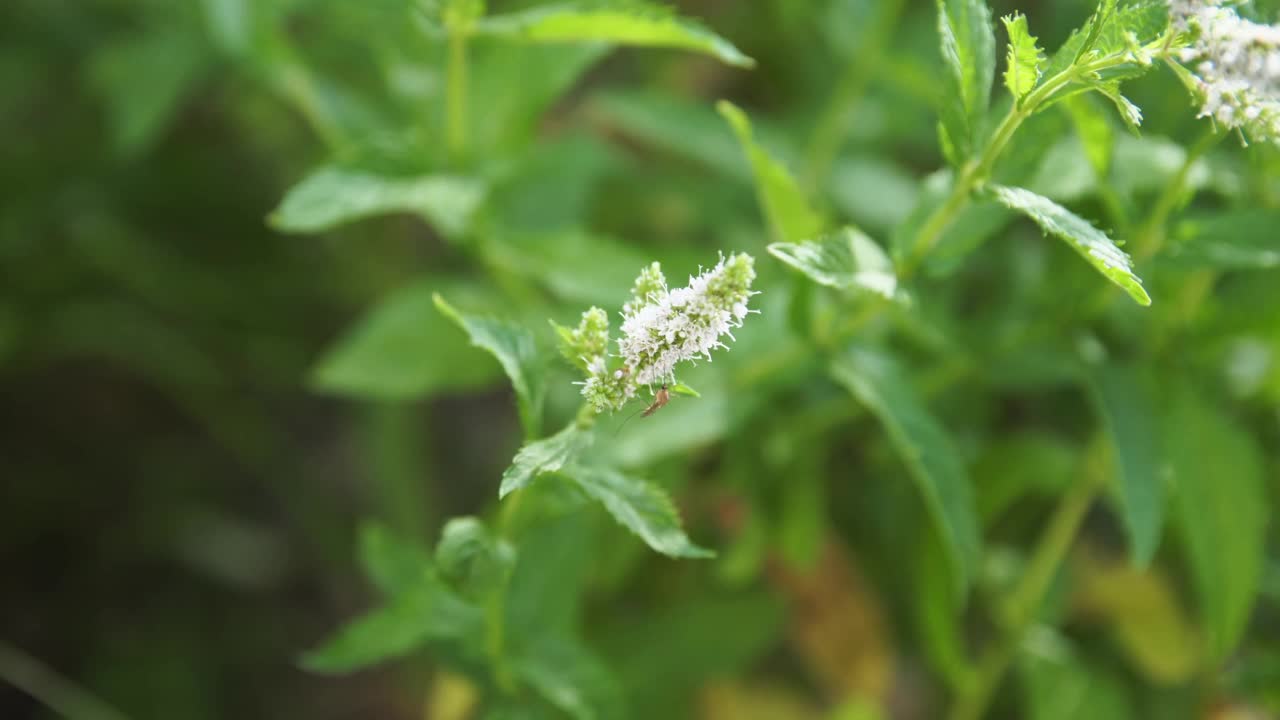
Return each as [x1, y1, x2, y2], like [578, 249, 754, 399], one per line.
[72, 0, 1270, 716]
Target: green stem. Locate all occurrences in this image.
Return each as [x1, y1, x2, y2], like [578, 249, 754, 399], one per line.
[446, 26, 469, 165]
[949, 440, 1107, 720]
[1133, 127, 1221, 261]
[899, 54, 1135, 279]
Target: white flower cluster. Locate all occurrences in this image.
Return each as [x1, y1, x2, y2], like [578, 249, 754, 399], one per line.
[557, 253, 758, 414]
[618, 254, 758, 386]
[1170, 0, 1280, 143]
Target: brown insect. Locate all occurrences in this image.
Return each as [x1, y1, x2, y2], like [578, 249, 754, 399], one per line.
[641, 384, 670, 417]
[614, 384, 671, 435]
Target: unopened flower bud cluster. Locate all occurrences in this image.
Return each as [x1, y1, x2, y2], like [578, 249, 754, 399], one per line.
[1170, 0, 1280, 144]
[557, 253, 759, 414]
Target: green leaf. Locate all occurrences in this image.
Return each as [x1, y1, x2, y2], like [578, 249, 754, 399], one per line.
[358, 523, 432, 597]
[562, 465, 713, 559]
[301, 573, 483, 673]
[310, 280, 503, 399]
[434, 294, 547, 436]
[669, 383, 700, 398]
[269, 166, 485, 239]
[1169, 210, 1280, 269]
[1021, 635, 1135, 720]
[768, 227, 899, 300]
[598, 592, 784, 705]
[717, 100, 825, 243]
[1088, 364, 1163, 567]
[90, 29, 208, 156]
[831, 347, 981, 598]
[988, 184, 1151, 306]
[504, 513, 596, 635]
[1001, 14, 1044, 101]
[492, 230, 650, 307]
[591, 91, 749, 179]
[500, 422, 593, 498]
[1088, 80, 1143, 131]
[1166, 386, 1268, 660]
[513, 635, 623, 720]
[475, 2, 754, 68]
[1063, 95, 1114, 179]
[1041, 0, 1167, 83]
[828, 156, 921, 234]
[915, 529, 973, 690]
[936, 0, 996, 162]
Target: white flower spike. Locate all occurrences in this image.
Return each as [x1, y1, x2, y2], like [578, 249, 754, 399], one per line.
[558, 253, 759, 414]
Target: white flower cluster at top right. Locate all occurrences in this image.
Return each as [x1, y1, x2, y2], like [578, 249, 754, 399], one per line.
[1170, 0, 1280, 144]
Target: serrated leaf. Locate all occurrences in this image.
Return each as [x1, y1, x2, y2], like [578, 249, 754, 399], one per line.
[1041, 0, 1167, 83]
[500, 422, 593, 498]
[1089, 81, 1143, 131]
[1002, 14, 1044, 101]
[1166, 386, 1268, 660]
[831, 347, 981, 598]
[301, 573, 483, 673]
[989, 184, 1151, 306]
[434, 294, 547, 436]
[310, 280, 504, 399]
[936, 0, 996, 162]
[1088, 364, 1163, 567]
[1041, 0, 1115, 80]
[717, 100, 824, 243]
[513, 635, 623, 720]
[768, 227, 899, 299]
[1168, 210, 1280, 268]
[359, 523, 432, 597]
[269, 167, 485, 239]
[562, 464, 712, 558]
[475, 2, 754, 68]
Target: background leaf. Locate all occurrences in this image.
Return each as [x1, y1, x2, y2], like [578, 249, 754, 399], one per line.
[718, 100, 825, 243]
[310, 280, 503, 399]
[831, 347, 981, 598]
[301, 574, 483, 673]
[270, 167, 485, 239]
[476, 2, 754, 68]
[1088, 364, 1163, 567]
[1166, 385, 1268, 660]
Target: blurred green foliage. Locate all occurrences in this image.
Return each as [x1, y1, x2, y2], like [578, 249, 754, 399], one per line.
[3, 0, 1280, 719]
